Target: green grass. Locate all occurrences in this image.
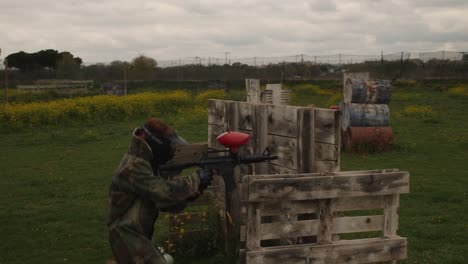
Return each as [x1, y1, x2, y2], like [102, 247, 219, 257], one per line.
[1, 83, 467, 263]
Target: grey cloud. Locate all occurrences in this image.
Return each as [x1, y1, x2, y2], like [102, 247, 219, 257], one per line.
[1, 0, 467, 63]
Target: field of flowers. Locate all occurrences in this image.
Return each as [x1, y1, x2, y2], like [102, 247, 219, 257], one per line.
[0, 89, 226, 129]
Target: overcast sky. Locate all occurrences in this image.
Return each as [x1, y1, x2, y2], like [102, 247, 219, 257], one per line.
[1, 0, 467, 64]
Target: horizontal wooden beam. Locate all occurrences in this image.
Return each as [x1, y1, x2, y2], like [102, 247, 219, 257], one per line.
[245, 237, 407, 264]
[247, 171, 409, 202]
[241, 215, 384, 242]
[256, 196, 385, 217]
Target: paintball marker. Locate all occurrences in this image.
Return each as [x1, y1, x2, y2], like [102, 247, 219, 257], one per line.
[159, 131, 278, 193]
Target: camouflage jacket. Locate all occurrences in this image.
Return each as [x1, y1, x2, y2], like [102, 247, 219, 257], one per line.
[107, 128, 200, 238]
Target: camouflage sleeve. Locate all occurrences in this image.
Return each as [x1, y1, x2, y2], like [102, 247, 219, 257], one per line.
[124, 157, 200, 208]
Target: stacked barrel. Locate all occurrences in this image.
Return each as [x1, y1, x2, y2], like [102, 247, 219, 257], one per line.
[340, 78, 393, 151]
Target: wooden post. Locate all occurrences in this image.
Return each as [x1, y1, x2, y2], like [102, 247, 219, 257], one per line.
[383, 194, 400, 237]
[317, 199, 333, 244]
[253, 104, 268, 174]
[245, 204, 261, 251]
[297, 108, 315, 173]
[245, 79, 261, 103]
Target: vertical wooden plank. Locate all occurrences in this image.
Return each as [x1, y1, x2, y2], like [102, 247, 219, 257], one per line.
[334, 109, 341, 171]
[267, 105, 298, 137]
[246, 204, 262, 251]
[246, 79, 261, 103]
[266, 83, 282, 105]
[238, 102, 255, 130]
[253, 104, 269, 174]
[208, 99, 226, 125]
[208, 124, 225, 150]
[226, 101, 239, 132]
[383, 194, 400, 238]
[317, 199, 334, 244]
[297, 108, 315, 173]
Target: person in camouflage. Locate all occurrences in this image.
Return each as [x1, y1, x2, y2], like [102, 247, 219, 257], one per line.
[107, 118, 213, 264]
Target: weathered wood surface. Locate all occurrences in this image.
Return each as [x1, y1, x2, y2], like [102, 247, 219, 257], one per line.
[246, 79, 261, 103]
[318, 199, 334, 244]
[208, 100, 226, 126]
[297, 108, 315, 173]
[246, 204, 261, 250]
[281, 90, 291, 105]
[208, 124, 225, 150]
[267, 104, 298, 137]
[247, 171, 410, 202]
[265, 84, 282, 105]
[208, 100, 341, 174]
[383, 194, 400, 238]
[315, 142, 339, 161]
[253, 104, 269, 175]
[241, 215, 384, 241]
[315, 108, 340, 145]
[267, 135, 297, 169]
[253, 196, 384, 217]
[238, 102, 255, 130]
[261, 90, 273, 104]
[315, 160, 340, 172]
[240, 169, 409, 264]
[245, 237, 407, 264]
[268, 164, 297, 175]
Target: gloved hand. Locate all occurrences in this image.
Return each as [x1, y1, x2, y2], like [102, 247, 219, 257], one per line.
[197, 168, 214, 192]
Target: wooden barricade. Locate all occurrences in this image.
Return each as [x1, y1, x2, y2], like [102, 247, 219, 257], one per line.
[208, 99, 341, 256]
[208, 99, 340, 175]
[240, 169, 409, 264]
[246, 80, 291, 105]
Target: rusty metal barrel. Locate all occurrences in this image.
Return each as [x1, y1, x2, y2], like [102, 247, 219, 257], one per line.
[344, 127, 394, 151]
[341, 103, 390, 129]
[344, 79, 391, 104]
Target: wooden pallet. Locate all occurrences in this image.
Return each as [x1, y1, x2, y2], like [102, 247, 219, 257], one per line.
[240, 169, 409, 264]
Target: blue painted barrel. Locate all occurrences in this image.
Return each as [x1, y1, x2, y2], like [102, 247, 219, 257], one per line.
[344, 79, 366, 103]
[342, 103, 390, 127]
[344, 79, 392, 104]
[376, 79, 391, 104]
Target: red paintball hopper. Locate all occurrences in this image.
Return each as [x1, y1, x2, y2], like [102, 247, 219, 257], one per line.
[216, 131, 250, 152]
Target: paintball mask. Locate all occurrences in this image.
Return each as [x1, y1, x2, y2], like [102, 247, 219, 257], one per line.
[143, 125, 188, 167]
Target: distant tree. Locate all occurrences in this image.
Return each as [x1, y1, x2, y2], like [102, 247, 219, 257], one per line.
[462, 53, 468, 61]
[6, 51, 33, 71]
[56, 52, 81, 79]
[6, 50, 82, 75]
[35, 49, 60, 69]
[130, 55, 157, 80]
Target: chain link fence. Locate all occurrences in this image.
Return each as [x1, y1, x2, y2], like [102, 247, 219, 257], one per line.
[157, 51, 466, 67]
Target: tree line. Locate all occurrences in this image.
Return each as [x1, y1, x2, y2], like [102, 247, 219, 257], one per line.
[3, 50, 468, 84]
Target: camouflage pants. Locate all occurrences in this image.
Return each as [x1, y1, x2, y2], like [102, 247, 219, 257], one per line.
[109, 226, 166, 264]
